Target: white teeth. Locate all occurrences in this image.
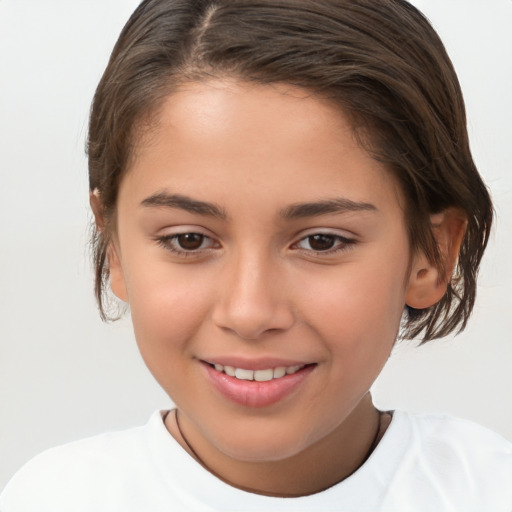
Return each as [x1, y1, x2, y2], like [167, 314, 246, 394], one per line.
[211, 363, 305, 381]
[235, 368, 254, 381]
[254, 369, 274, 382]
[273, 367, 287, 378]
[286, 365, 303, 375]
[224, 366, 236, 377]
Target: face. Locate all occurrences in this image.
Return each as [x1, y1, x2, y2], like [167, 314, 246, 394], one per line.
[111, 80, 415, 463]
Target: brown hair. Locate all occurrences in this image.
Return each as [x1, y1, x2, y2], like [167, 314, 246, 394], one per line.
[88, 0, 493, 341]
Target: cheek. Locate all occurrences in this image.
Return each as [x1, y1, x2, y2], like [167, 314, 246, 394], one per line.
[308, 263, 405, 330]
[124, 261, 215, 361]
[299, 254, 407, 369]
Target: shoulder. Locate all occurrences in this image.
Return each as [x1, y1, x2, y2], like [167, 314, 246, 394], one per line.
[400, 410, 512, 460]
[0, 412, 165, 512]
[384, 411, 512, 509]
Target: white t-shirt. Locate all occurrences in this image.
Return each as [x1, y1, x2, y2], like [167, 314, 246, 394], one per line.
[1, 410, 511, 511]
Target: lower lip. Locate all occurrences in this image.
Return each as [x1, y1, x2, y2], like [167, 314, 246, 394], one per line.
[202, 363, 315, 408]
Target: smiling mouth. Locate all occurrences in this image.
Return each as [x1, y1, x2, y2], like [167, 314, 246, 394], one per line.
[205, 362, 310, 382]
[202, 361, 316, 407]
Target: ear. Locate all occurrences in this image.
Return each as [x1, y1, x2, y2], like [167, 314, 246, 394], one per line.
[89, 188, 106, 231]
[405, 208, 467, 309]
[90, 189, 128, 302]
[107, 244, 129, 302]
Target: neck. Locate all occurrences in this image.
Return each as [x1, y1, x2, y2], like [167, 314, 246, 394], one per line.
[167, 394, 382, 497]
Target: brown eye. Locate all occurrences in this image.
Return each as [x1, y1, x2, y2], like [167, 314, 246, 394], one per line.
[294, 233, 355, 254]
[307, 234, 336, 251]
[157, 231, 219, 256]
[176, 233, 205, 250]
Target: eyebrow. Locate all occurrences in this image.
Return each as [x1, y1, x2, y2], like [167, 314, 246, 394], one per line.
[141, 191, 377, 221]
[280, 198, 377, 219]
[141, 192, 227, 219]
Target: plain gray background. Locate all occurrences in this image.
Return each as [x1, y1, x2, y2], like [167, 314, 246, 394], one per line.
[1, 0, 511, 491]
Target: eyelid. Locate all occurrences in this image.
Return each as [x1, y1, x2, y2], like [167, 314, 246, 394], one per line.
[294, 226, 358, 239]
[156, 224, 217, 237]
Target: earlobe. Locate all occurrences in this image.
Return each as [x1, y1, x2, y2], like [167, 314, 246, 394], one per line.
[90, 188, 105, 231]
[90, 188, 129, 302]
[108, 243, 129, 302]
[405, 208, 467, 310]
[405, 254, 446, 310]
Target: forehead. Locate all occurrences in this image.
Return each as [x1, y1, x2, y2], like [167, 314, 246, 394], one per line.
[138, 80, 357, 163]
[123, 80, 404, 217]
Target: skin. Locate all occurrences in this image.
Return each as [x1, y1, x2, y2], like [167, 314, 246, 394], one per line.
[104, 80, 455, 496]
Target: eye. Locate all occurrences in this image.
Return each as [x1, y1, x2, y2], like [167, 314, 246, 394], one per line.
[157, 232, 219, 255]
[175, 233, 207, 250]
[294, 233, 355, 254]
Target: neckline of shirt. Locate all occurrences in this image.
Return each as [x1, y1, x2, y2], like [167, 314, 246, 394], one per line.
[144, 409, 412, 511]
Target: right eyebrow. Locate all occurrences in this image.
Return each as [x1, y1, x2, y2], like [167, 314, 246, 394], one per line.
[140, 192, 227, 220]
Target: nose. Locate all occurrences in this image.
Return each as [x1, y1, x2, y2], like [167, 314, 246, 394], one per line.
[212, 251, 295, 340]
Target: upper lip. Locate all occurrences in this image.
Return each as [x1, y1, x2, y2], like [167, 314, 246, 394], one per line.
[200, 356, 314, 371]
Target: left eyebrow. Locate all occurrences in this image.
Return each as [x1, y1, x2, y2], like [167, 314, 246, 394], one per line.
[280, 198, 378, 219]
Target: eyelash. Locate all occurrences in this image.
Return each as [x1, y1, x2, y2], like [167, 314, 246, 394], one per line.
[156, 231, 356, 258]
